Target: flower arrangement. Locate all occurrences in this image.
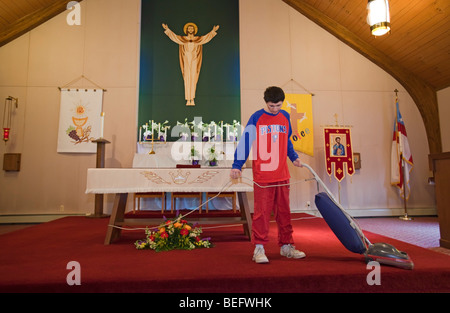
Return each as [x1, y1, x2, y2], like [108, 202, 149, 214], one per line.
[206, 145, 218, 166]
[140, 120, 170, 142]
[135, 217, 212, 252]
[190, 145, 200, 165]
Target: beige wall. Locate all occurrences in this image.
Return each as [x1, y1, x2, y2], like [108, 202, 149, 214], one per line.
[0, 0, 140, 215]
[0, 0, 442, 218]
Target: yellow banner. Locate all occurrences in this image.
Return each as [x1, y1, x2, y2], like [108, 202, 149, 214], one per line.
[282, 94, 314, 156]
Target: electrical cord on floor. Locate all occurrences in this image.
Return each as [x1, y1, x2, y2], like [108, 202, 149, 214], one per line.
[108, 175, 317, 232]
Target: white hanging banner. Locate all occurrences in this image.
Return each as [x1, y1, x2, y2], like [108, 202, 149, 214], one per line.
[57, 89, 103, 153]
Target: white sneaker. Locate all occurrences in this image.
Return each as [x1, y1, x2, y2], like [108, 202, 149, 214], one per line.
[252, 245, 269, 264]
[280, 244, 306, 259]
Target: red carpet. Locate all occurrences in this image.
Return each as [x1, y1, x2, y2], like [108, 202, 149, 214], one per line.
[0, 214, 449, 293]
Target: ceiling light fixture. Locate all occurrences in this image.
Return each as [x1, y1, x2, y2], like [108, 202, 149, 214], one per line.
[367, 0, 391, 36]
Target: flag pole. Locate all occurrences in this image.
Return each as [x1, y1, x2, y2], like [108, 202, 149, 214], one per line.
[399, 153, 412, 220]
[394, 90, 412, 220]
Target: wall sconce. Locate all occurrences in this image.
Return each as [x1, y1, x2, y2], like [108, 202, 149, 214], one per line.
[2, 96, 18, 143]
[367, 0, 391, 36]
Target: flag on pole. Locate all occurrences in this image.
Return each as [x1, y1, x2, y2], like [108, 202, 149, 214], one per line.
[391, 97, 413, 199]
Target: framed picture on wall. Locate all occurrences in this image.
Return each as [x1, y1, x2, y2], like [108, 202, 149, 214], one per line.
[353, 152, 361, 169]
[329, 134, 347, 157]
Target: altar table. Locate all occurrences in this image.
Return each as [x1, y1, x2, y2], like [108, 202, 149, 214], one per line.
[85, 168, 254, 244]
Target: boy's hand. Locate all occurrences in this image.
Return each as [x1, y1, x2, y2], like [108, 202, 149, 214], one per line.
[293, 158, 303, 167]
[230, 169, 242, 179]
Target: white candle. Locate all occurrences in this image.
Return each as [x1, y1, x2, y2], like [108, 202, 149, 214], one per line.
[139, 126, 142, 142]
[100, 112, 105, 138]
[164, 126, 167, 141]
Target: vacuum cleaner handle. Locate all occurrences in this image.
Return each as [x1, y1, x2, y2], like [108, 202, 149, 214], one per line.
[301, 163, 339, 204]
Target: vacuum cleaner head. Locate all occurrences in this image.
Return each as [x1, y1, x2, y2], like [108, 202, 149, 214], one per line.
[364, 243, 414, 270]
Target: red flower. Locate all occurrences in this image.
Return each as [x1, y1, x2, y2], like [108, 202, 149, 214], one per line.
[160, 232, 168, 239]
[195, 236, 200, 242]
[180, 229, 189, 236]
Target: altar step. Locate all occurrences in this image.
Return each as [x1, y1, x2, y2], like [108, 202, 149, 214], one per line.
[124, 209, 242, 220]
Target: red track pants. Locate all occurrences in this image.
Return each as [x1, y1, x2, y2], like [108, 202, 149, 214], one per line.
[252, 179, 294, 246]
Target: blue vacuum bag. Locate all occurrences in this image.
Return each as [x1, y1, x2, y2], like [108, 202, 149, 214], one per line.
[314, 192, 367, 254]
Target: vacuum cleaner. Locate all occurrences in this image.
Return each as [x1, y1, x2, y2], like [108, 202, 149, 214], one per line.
[302, 164, 414, 270]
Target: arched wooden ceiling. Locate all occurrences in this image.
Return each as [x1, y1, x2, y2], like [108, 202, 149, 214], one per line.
[0, 0, 448, 153]
[283, 0, 448, 154]
[285, 0, 450, 91]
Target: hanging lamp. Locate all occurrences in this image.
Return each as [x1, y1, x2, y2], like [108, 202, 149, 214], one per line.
[367, 0, 391, 36]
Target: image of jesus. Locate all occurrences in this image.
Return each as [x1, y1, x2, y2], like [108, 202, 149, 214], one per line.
[332, 136, 346, 156]
[162, 22, 219, 106]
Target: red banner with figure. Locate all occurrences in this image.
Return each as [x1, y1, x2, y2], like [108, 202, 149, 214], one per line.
[324, 127, 355, 181]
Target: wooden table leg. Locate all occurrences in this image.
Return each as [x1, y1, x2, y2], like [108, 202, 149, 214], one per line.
[238, 192, 252, 240]
[104, 193, 128, 245]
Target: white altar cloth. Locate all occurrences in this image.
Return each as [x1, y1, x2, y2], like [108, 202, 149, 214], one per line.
[86, 168, 253, 194]
[88, 142, 251, 211]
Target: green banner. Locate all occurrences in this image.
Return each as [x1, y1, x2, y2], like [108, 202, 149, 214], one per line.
[138, 0, 240, 140]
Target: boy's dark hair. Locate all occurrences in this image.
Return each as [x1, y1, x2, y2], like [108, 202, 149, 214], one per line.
[263, 86, 285, 103]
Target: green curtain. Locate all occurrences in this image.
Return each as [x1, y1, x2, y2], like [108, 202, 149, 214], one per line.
[138, 0, 240, 140]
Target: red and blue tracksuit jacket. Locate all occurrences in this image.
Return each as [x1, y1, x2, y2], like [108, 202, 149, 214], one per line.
[232, 109, 299, 183]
